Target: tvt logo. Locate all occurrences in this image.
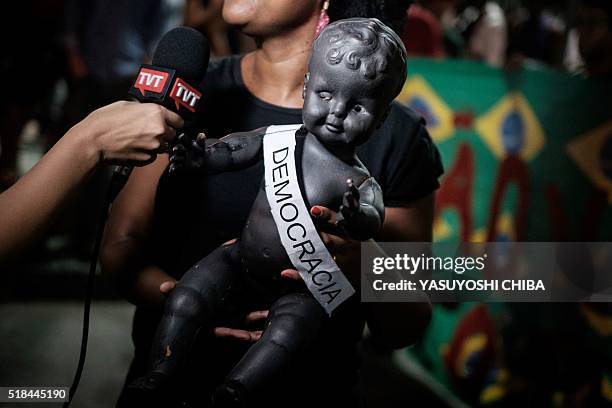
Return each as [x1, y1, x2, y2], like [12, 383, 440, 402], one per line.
[133, 68, 169, 96]
[170, 78, 202, 112]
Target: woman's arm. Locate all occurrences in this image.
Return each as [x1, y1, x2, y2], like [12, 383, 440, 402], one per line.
[0, 101, 182, 263]
[311, 194, 434, 349]
[364, 193, 435, 349]
[101, 156, 174, 308]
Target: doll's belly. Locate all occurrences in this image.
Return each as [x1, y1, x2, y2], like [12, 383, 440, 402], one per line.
[239, 200, 293, 282]
[238, 181, 343, 283]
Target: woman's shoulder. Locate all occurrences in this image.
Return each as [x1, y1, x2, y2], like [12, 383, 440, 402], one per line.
[378, 102, 441, 167]
[363, 101, 428, 154]
[382, 101, 427, 135]
[358, 100, 444, 205]
[201, 55, 244, 91]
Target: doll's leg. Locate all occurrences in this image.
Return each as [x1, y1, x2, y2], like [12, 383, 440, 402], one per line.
[213, 292, 326, 407]
[128, 241, 242, 396]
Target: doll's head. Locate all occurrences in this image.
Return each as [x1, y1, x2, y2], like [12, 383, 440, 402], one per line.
[302, 18, 407, 148]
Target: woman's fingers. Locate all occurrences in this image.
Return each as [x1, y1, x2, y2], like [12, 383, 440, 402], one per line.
[310, 205, 336, 223]
[319, 231, 348, 252]
[89, 101, 184, 165]
[159, 280, 176, 295]
[212, 308, 268, 342]
[311, 205, 345, 236]
[280, 269, 301, 280]
[245, 310, 269, 323]
[161, 123, 178, 146]
[161, 106, 185, 129]
[214, 327, 262, 342]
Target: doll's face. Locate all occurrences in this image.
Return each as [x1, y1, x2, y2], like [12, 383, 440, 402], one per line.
[302, 56, 393, 148]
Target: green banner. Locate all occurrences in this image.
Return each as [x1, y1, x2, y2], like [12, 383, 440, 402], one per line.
[398, 58, 612, 243]
[396, 58, 612, 406]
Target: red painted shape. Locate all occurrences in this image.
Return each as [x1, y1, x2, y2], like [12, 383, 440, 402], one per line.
[486, 155, 530, 241]
[443, 304, 497, 401]
[545, 185, 606, 240]
[453, 110, 475, 129]
[435, 143, 474, 241]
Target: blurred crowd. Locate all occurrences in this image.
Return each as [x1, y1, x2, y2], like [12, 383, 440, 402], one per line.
[402, 0, 612, 77]
[1, 0, 610, 195]
[0, 0, 254, 259]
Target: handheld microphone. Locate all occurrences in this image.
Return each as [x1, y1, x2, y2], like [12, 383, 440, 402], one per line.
[64, 27, 210, 408]
[108, 26, 210, 202]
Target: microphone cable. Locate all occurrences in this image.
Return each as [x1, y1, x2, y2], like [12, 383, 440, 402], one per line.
[62, 171, 126, 408]
[61, 26, 208, 406]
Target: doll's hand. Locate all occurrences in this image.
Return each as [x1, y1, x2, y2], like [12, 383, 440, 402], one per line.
[213, 311, 268, 342]
[339, 178, 360, 221]
[168, 132, 207, 173]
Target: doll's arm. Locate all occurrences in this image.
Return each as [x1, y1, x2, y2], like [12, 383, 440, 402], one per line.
[336, 177, 385, 241]
[169, 127, 267, 174]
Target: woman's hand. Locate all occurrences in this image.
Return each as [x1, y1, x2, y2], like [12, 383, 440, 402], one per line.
[214, 311, 268, 342]
[309, 205, 361, 285]
[161, 282, 269, 342]
[208, 205, 362, 342]
[74, 101, 184, 167]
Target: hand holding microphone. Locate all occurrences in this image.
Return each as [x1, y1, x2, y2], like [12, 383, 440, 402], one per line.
[0, 26, 208, 262]
[109, 26, 210, 200]
[75, 101, 183, 167]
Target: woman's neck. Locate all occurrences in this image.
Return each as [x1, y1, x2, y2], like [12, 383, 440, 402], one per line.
[241, 20, 318, 108]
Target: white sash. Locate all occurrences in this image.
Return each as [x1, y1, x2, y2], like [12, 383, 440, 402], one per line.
[263, 125, 355, 314]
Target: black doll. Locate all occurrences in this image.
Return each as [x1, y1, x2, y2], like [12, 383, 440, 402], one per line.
[129, 18, 408, 407]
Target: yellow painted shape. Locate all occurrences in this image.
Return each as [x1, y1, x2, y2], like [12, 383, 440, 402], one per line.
[456, 332, 488, 377]
[433, 216, 453, 241]
[566, 120, 612, 203]
[399, 75, 455, 143]
[475, 92, 546, 161]
[471, 213, 516, 242]
[579, 304, 612, 337]
[481, 384, 506, 404]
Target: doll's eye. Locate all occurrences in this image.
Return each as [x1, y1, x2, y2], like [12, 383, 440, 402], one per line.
[353, 104, 364, 113]
[318, 91, 332, 100]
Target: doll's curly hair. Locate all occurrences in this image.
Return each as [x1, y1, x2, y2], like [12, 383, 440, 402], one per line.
[313, 18, 408, 98]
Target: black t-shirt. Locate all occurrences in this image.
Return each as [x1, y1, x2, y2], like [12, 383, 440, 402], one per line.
[127, 55, 444, 407]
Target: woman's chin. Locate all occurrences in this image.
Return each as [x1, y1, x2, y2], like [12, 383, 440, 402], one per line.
[222, 1, 257, 26]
